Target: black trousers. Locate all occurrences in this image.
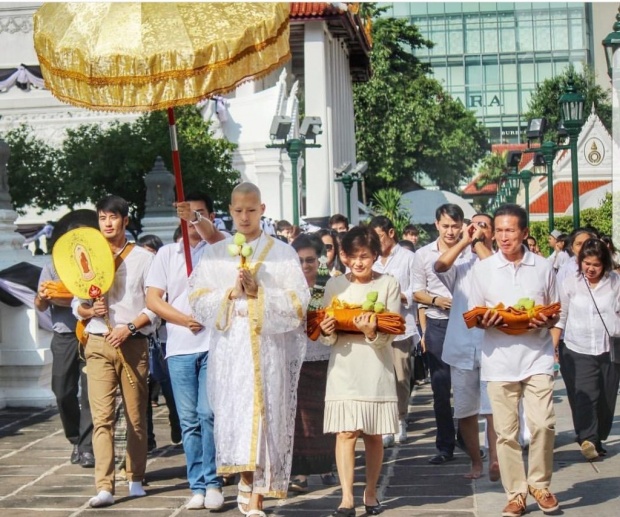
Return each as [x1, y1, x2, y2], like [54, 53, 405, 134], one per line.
[559, 343, 620, 445]
[51, 332, 93, 453]
[424, 318, 455, 455]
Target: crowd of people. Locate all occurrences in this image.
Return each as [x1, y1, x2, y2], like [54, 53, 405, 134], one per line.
[35, 183, 620, 517]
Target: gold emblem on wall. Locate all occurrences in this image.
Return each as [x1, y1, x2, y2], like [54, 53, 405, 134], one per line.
[584, 138, 604, 166]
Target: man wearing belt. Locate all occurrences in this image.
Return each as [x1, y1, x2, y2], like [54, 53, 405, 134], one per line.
[369, 215, 420, 446]
[412, 204, 470, 464]
[73, 195, 156, 508]
[36, 261, 94, 467]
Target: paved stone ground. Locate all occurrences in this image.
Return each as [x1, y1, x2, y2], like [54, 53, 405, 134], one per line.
[0, 376, 618, 516]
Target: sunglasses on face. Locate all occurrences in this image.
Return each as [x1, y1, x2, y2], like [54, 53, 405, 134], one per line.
[475, 221, 489, 229]
[299, 257, 317, 265]
[324, 244, 334, 251]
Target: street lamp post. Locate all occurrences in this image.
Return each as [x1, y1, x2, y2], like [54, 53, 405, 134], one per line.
[559, 78, 585, 228]
[266, 116, 322, 226]
[334, 162, 368, 222]
[602, 7, 620, 79]
[539, 141, 557, 232]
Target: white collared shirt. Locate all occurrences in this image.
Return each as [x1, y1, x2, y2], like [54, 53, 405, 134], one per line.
[373, 244, 420, 342]
[556, 271, 620, 356]
[469, 247, 558, 382]
[72, 245, 156, 335]
[556, 256, 578, 284]
[436, 255, 484, 369]
[146, 239, 211, 357]
[411, 238, 472, 320]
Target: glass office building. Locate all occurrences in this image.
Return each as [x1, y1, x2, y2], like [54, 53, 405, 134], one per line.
[379, 2, 593, 143]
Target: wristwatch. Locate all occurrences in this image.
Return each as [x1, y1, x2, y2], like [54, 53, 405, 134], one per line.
[189, 211, 203, 225]
[471, 237, 483, 250]
[127, 322, 138, 335]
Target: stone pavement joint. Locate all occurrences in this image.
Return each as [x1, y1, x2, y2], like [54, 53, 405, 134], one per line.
[0, 379, 618, 516]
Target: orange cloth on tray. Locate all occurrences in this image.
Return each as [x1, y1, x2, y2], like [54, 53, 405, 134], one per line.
[462, 302, 561, 336]
[307, 307, 406, 341]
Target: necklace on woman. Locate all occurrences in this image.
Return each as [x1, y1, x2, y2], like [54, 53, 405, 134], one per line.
[347, 271, 376, 284]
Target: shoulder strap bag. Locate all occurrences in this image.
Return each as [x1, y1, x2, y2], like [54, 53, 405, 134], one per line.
[582, 273, 620, 364]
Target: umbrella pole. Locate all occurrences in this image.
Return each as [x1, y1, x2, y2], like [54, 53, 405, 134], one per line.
[167, 107, 193, 276]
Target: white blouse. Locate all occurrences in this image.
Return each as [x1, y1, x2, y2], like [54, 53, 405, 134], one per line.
[557, 271, 620, 356]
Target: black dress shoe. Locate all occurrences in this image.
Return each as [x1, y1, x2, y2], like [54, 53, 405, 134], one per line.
[428, 453, 454, 465]
[80, 451, 95, 468]
[364, 501, 384, 515]
[322, 508, 356, 517]
[70, 445, 80, 464]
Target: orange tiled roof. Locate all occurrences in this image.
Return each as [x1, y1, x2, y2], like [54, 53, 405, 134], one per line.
[290, 2, 346, 17]
[462, 177, 498, 196]
[530, 180, 610, 214]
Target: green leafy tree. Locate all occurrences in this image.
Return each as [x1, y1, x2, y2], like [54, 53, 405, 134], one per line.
[5, 106, 239, 227]
[5, 124, 63, 215]
[370, 187, 411, 239]
[353, 14, 488, 194]
[475, 150, 508, 189]
[524, 65, 612, 141]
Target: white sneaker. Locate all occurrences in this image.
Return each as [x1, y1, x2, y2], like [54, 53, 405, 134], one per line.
[382, 434, 395, 448]
[186, 493, 205, 510]
[395, 419, 408, 444]
[204, 487, 225, 510]
[88, 490, 114, 508]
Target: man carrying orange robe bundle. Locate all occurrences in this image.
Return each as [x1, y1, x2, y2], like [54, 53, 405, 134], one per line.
[469, 204, 560, 517]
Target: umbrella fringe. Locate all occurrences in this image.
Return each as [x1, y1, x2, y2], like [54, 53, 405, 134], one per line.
[40, 51, 291, 114]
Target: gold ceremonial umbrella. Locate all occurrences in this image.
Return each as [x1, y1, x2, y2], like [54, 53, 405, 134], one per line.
[33, 2, 291, 272]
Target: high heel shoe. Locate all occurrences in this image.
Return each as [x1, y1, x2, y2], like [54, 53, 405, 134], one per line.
[363, 493, 384, 516]
[364, 501, 384, 515]
[322, 507, 356, 517]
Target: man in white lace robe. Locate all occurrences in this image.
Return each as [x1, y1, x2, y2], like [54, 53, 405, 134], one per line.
[188, 183, 309, 515]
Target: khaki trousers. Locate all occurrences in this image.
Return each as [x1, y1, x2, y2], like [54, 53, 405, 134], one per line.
[85, 334, 149, 493]
[487, 374, 556, 500]
[392, 337, 413, 419]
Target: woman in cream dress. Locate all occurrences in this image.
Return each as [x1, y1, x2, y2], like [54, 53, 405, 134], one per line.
[319, 226, 400, 517]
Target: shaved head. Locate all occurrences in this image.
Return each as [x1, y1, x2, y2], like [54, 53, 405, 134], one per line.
[232, 182, 261, 202]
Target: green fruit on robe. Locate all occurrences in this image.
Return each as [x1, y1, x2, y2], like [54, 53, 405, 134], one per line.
[233, 233, 246, 246]
[366, 291, 379, 303]
[361, 301, 374, 311]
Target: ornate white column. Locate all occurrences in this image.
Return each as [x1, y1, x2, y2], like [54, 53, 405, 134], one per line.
[0, 138, 54, 409]
[613, 48, 620, 246]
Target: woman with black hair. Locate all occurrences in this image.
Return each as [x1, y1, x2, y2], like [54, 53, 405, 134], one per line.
[552, 238, 620, 460]
[316, 229, 346, 276]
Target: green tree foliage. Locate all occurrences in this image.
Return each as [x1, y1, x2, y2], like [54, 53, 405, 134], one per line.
[524, 65, 612, 141]
[5, 106, 239, 225]
[5, 125, 62, 215]
[353, 14, 488, 194]
[370, 187, 412, 238]
[475, 150, 508, 189]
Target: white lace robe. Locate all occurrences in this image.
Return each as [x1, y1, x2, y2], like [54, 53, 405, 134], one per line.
[188, 234, 309, 498]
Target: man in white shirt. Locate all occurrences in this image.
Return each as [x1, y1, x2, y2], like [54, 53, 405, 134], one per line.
[73, 195, 156, 508]
[146, 192, 227, 510]
[469, 204, 560, 517]
[370, 216, 421, 446]
[434, 214, 497, 481]
[412, 204, 470, 464]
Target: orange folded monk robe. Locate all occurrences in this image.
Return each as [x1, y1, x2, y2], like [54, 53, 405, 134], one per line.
[307, 298, 406, 341]
[462, 302, 561, 336]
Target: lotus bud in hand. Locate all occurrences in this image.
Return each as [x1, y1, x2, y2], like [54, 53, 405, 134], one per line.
[227, 233, 253, 269]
